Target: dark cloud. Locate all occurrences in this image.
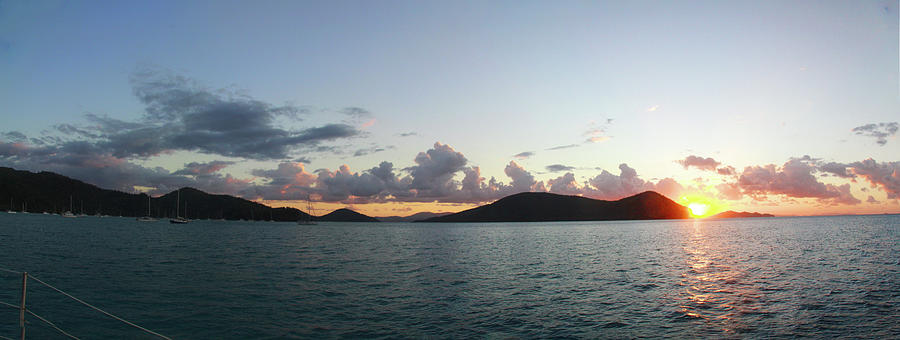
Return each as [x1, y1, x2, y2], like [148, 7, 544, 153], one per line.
[98, 70, 360, 159]
[9, 71, 365, 161]
[3, 131, 27, 141]
[513, 151, 534, 159]
[398, 132, 418, 137]
[678, 155, 721, 171]
[867, 195, 878, 203]
[546, 164, 575, 173]
[852, 122, 898, 146]
[172, 161, 234, 176]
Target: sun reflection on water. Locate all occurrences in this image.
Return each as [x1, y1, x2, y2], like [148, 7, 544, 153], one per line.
[676, 220, 762, 334]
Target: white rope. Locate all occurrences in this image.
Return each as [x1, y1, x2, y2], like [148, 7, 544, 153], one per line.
[27, 275, 171, 340]
[0, 266, 20, 275]
[0, 301, 80, 339]
[26, 308, 81, 340]
[0, 334, 15, 340]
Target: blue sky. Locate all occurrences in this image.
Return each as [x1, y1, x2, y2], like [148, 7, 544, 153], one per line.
[1, 0, 898, 216]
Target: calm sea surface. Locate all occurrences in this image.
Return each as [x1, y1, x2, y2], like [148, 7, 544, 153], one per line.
[0, 213, 897, 339]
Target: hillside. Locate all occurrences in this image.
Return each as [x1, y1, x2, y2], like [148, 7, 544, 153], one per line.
[709, 210, 774, 218]
[317, 208, 380, 222]
[377, 212, 453, 222]
[419, 191, 690, 222]
[0, 167, 379, 222]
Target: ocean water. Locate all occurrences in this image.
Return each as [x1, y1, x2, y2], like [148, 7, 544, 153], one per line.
[0, 213, 897, 339]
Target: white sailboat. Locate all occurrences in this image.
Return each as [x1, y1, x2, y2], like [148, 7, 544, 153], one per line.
[137, 194, 157, 222]
[169, 189, 189, 224]
[6, 198, 15, 214]
[61, 196, 77, 218]
[297, 195, 317, 225]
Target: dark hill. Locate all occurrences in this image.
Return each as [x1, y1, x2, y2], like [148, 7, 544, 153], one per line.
[317, 208, 380, 222]
[709, 210, 774, 218]
[377, 211, 453, 222]
[0, 167, 380, 222]
[419, 191, 690, 222]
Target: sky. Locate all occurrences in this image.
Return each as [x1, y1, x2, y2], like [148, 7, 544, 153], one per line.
[1, 0, 898, 217]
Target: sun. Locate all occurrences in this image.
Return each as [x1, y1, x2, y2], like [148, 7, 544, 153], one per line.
[680, 194, 724, 218]
[688, 203, 709, 217]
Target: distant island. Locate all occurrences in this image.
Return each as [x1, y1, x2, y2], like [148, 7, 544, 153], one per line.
[0, 167, 378, 222]
[378, 212, 453, 222]
[709, 211, 775, 218]
[419, 191, 691, 222]
[318, 208, 381, 222]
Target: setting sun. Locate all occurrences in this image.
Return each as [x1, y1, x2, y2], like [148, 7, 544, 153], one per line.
[688, 203, 709, 217]
[680, 194, 725, 218]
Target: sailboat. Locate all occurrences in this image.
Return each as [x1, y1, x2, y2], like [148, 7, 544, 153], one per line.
[169, 189, 189, 224]
[297, 195, 317, 225]
[61, 196, 77, 218]
[137, 194, 157, 222]
[7, 198, 15, 214]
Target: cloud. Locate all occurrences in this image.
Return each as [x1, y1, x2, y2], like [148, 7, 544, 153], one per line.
[586, 163, 655, 200]
[818, 162, 854, 178]
[3, 131, 27, 141]
[513, 151, 534, 159]
[716, 166, 736, 176]
[172, 161, 234, 175]
[544, 172, 579, 195]
[407, 142, 469, 198]
[102, 70, 361, 159]
[504, 160, 541, 193]
[677, 155, 721, 171]
[583, 121, 612, 143]
[846, 158, 900, 199]
[546, 144, 580, 151]
[737, 159, 860, 205]
[647, 105, 659, 112]
[867, 195, 878, 203]
[352, 145, 393, 157]
[852, 122, 898, 146]
[716, 182, 743, 200]
[398, 132, 418, 137]
[339, 107, 371, 118]
[546, 164, 575, 173]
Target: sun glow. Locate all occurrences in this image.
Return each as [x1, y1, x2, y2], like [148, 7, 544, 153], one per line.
[688, 203, 709, 217]
[680, 194, 725, 218]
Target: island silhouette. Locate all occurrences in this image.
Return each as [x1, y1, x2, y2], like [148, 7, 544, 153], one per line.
[2, 166, 775, 223]
[418, 191, 691, 222]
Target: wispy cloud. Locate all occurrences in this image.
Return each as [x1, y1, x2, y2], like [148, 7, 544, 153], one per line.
[513, 151, 534, 159]
[646, 105, 659, 112]
[546, 144, 580, 151]
[545, 164, 575, 173]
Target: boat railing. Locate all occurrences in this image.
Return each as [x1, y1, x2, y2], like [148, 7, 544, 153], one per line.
[0, 266, 170, 339]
